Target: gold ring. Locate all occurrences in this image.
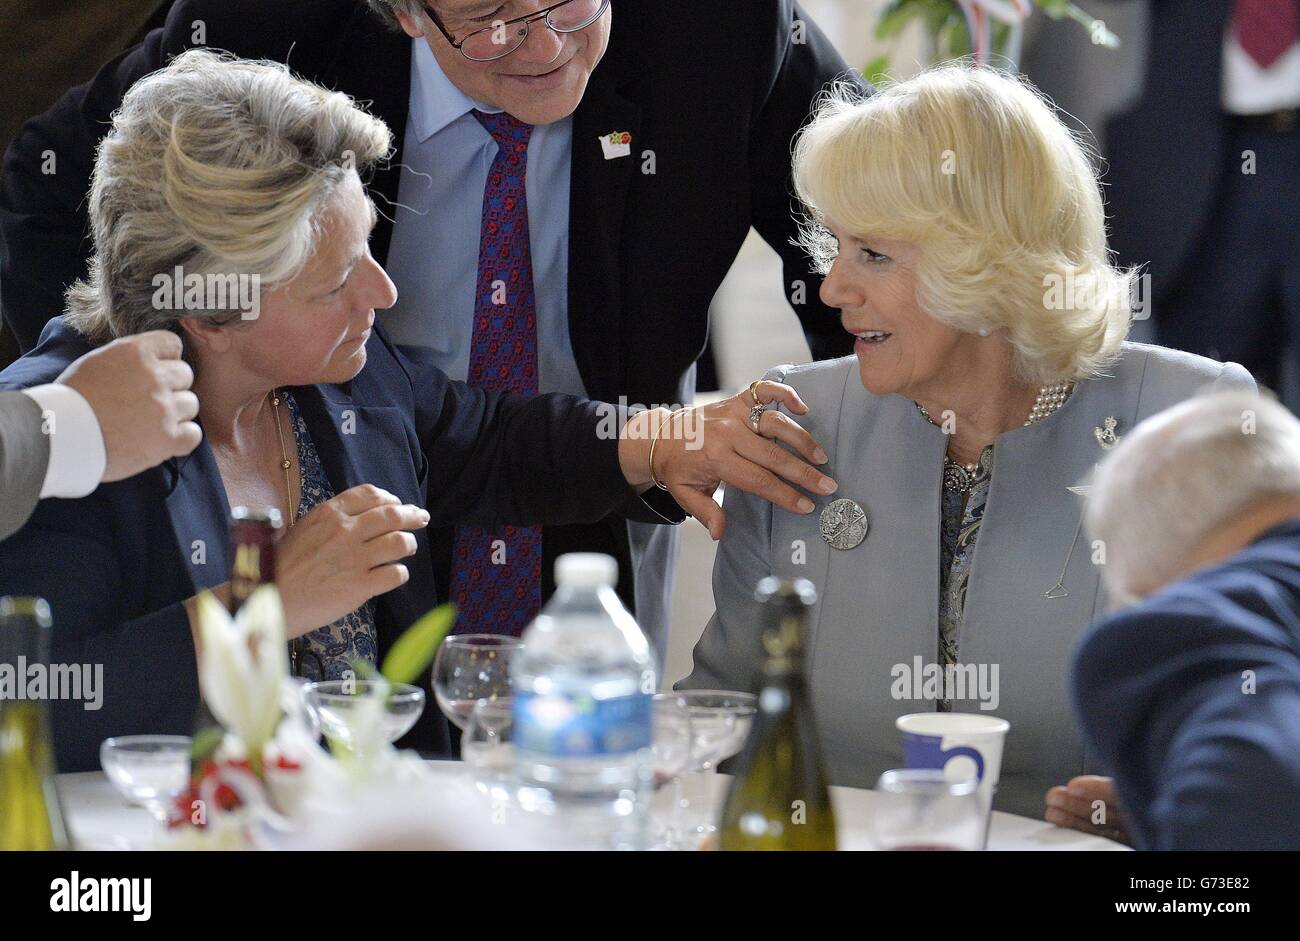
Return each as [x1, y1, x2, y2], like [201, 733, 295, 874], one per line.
[748, 380, 763, 407]
[749, 402, 768, 435]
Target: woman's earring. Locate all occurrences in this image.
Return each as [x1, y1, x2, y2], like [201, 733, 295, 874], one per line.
[978, 327, 991, 337]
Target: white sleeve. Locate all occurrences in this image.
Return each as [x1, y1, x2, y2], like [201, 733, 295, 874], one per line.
[20, 384, 107, 498]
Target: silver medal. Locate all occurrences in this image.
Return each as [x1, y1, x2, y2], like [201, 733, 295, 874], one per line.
[819, 498, 868, 550]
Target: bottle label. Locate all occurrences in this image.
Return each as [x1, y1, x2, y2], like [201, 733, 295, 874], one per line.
[513, 691, 652, 758]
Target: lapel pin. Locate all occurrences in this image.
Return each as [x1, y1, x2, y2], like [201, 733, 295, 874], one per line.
[819, 498, 868, 551]
[598, 130, 632, 160]
[1094, 416, 1121, 450]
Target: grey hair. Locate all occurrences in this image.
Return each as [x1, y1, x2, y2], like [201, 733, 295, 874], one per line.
[65, 48, 393, 345]
[363, 0, 428, 31]
[1085, 390, 1300, 600]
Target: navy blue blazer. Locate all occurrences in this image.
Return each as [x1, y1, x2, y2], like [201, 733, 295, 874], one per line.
[0, 318, 682, 772]
[1072, 518, 1300, 850]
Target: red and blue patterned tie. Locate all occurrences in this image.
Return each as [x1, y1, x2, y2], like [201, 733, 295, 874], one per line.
[1235, 0, 1299, 70]
[449, 110, 543, 636]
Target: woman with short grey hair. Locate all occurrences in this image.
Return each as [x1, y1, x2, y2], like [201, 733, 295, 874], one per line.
[683, 63, 1256, 818]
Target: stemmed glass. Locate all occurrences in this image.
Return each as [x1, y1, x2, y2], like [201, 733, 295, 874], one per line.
[462, 698, 516, 798]
[99, 735, 192, 840]
[432, 634, 521, 730]
[672, 690, 757, 847]
[870, 769, 984, 851]
[302, 680, 425, 748]
[648, 693, 694, 849]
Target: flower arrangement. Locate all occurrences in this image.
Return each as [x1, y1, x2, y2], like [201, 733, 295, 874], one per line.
[165, 586, 455, 848]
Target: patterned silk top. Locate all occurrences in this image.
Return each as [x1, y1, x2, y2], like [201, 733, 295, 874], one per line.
[937, 444, 995, 711]
[283, 391, 379, 681]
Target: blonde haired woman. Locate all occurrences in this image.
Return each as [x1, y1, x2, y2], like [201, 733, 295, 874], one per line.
[683, 63, 1254, 818]
[0, 49, 835, 772]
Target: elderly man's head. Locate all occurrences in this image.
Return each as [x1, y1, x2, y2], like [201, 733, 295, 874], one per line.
[1087, 391, 1300, 603]
[371, 0, 611, 126]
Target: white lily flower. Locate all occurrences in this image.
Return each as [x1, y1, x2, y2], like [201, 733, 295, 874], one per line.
[196, 586, 290, 764]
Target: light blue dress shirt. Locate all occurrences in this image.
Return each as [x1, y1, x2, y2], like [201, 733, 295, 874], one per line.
[382, 38, 586, 397]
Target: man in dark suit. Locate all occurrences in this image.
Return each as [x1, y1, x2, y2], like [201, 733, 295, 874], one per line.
[1064, 391, 1300, 850]
[1104, 0, 1300, 397]
[0, 0, 859, 654]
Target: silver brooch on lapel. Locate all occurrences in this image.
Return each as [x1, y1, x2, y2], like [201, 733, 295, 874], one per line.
[1094, 416, 1121, 450]
[819, 498, 868, 551]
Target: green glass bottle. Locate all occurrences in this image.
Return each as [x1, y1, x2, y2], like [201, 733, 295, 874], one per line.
[718, 577, 836, 850]
[0, 597, 71, 850]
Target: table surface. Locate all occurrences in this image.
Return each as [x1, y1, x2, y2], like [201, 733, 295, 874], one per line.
[57, 762, 1128, 851]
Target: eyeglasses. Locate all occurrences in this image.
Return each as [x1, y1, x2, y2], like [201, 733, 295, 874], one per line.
[422, 0, 610, 62]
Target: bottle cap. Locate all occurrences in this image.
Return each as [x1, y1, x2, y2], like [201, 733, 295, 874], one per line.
[231, 505, 283, 530]
[555, 552, 618, 588]
[0, 596, 51, 625]
[754, 577, 817, 607]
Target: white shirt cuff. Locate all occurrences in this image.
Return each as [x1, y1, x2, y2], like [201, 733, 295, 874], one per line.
[21, 384, 107, 499]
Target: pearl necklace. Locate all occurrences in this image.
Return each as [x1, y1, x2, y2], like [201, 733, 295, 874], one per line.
[915, 381, 1075, 484]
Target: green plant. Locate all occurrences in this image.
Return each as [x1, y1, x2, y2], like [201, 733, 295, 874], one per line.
[866, 0, 1119, 84]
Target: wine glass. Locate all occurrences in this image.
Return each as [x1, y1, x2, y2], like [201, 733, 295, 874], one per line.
[649, 693, 694, 849]
[303, 680, 425, 747]
[462, 698, 516, 803]
[651, 693, 695, 788]
[432, 634, 521, 730]
[870, 769, 984, 851]
[673, 690, 757, 847]
[679, 689, 756, 770]
[99, 735, 192, 836]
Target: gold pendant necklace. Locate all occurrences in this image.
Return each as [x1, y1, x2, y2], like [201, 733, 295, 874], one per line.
[268, 390, 302, 674]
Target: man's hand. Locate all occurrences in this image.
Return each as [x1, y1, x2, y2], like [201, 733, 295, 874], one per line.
[1045, 775, 1132, 846]
[57, 331, 202, 482]
[618, 380, 836, 540]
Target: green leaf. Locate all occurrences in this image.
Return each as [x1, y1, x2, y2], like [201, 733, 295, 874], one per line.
[875, 0, 923, 40]
[189, 725, 225, 770]
[347, 656, 379, 683]
[862, 55, 892, 86]
[380, 603, 457, 686]
[942, 17, 971, 59]
[1036, 0, 1070, 15]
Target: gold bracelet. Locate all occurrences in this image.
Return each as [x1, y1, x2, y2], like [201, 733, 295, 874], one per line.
[648, 407, 688, 492]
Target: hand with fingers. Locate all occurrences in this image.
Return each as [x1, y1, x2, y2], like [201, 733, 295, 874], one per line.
[618, 378, 836, 540]
[56, 330, 203, 482]
[1044, 775, 1132, 846]
[274, 484, 431, 638]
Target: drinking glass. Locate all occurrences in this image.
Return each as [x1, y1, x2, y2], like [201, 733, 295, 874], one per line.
[99, 735, 192, 835]
[672, 690, 757, 846]
[649, 693, 694, 849]
[870, 769, 984, 851]
[432, 634, 521, 730]
[303, 680, 425, 746]
[462, 698, 516, 798]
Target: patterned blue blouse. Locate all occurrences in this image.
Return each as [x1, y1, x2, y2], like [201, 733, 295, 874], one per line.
[283, 391, 379, 681]
[937, 444, 995, 711]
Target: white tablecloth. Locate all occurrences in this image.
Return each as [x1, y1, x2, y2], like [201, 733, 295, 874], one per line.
[57, 761, 1127, 851]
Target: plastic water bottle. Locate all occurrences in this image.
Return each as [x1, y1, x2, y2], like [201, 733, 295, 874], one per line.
[511, 553, 657, 850]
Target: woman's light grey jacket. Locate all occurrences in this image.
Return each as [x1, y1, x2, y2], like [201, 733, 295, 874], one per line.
[682, 342, 1254, 817]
